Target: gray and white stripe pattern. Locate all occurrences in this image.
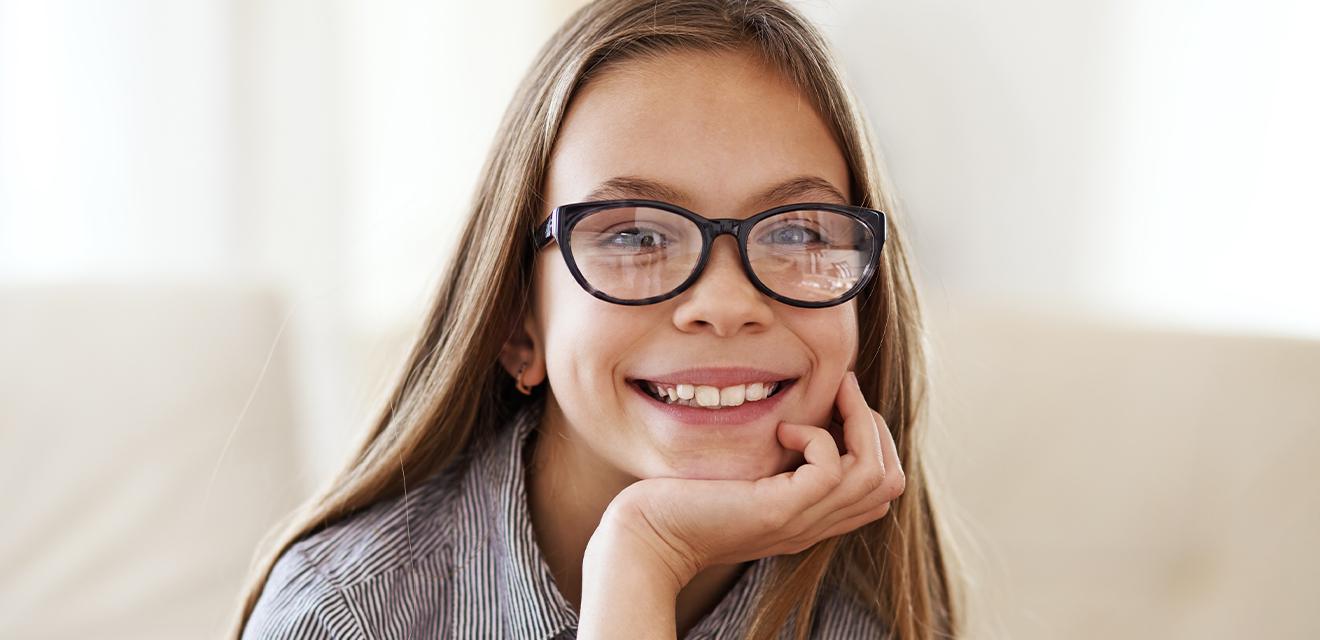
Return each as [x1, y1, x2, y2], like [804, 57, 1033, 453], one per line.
[243, 400, 887, 639]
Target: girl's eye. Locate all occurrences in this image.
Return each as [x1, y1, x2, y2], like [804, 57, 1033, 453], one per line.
[600, 226, 669, 250]
[758, 223, 825, 246]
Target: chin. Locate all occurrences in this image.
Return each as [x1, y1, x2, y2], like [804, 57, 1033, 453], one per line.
[656, 448, 794, 481]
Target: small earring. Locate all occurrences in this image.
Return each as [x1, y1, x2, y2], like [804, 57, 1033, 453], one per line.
[515, 362, 531, 395]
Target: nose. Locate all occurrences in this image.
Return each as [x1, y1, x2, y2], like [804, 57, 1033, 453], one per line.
[671, 235, 774, 337]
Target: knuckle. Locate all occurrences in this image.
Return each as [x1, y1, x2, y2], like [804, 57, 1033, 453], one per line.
[888, 468, 907, 500]
[859, 464, 885, 494]
[837, 513, 872, 537]
[758, 503, 793, 532]
[783, 534, 815, 555]
[870, 502, 892, 521]
[822, 463, 844, 487]
[785, 517, 814, 540]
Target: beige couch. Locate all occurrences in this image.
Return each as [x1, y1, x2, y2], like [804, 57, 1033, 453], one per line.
[2, 283, 1316, 638]
[0, 282, 308, 639]
[923, 295, 1320, 639]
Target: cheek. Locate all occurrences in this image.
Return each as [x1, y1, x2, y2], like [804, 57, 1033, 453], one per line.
[537, 251, 662, 388]
[797, 308, 860, 424]
[538, 280, 642, 417]
[798, 305, 859, 364]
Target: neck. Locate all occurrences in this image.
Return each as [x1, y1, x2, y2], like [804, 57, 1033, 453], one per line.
[526, 395, 747, 636]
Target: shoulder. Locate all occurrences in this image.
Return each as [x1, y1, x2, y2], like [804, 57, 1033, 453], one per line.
[297, 463, 469, 587]
[244, 454, 480, 639]
[243, 543, 364, 639]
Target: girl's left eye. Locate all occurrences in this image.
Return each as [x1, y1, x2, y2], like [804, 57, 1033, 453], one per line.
[759, 223, 825, 246]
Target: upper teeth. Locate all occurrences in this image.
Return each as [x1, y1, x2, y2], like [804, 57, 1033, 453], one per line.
[643, 381, 782, 408]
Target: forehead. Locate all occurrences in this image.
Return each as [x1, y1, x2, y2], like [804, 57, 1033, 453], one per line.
[543, 48, 851, 217]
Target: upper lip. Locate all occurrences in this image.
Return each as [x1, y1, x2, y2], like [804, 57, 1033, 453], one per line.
[629, 367, 800, 387]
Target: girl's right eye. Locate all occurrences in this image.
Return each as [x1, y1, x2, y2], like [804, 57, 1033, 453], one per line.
[598, 227, 669, 251]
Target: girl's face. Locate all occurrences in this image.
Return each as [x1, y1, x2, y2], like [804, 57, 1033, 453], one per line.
[526, 48, 858, 482]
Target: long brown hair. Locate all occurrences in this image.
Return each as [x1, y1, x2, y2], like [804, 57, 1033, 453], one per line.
[230, 1, 960, 637]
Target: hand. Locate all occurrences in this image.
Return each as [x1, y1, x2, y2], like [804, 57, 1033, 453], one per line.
[593, 371, 905, 591]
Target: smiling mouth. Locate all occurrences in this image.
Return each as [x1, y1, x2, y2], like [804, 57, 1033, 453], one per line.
[630, 378, 796, 409]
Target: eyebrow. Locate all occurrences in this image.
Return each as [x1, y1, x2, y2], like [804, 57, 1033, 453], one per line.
[581, 175, 850, 210]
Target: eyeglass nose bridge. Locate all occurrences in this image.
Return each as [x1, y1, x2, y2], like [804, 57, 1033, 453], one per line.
[689, 218, 761, 293]
[704, 218, 745, 239]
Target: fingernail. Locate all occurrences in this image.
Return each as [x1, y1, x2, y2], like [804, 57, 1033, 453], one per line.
[848, 371, 858, 386]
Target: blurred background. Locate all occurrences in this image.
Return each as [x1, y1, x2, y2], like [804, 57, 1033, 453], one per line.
[1, 0, 1317, 638]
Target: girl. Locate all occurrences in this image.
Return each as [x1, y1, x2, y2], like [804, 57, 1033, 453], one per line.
[234, 0, 959, 638]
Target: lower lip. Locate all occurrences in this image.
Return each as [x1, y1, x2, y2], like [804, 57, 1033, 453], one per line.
[628, 379, 797, 426]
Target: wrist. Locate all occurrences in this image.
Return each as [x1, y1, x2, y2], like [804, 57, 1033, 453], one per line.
[591, 494, 702, 591]
[583, 512, 689, 596]
[578, 516, 686, 640]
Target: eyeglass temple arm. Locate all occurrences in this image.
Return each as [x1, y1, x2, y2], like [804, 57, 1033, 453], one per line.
[533, 211, 556, 250]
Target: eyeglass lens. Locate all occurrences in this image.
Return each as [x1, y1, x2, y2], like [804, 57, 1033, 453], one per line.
[567, 205, 874, 304]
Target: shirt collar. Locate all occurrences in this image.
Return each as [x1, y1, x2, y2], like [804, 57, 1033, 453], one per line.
[474, 399, 579, 640]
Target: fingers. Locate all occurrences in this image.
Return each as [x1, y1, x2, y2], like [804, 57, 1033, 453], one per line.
[817, 500, 893, 540]
[837, 372, 884, 474]
[756, 373, 904, 546]
[768, 421, 843, 514]
[798, 374, 905, 536]
[874, 406, 904, 497]
[777, 421, 841, 476]
[819, 409, 906, 534]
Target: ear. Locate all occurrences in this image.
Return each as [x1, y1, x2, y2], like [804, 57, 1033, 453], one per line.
[498, 311, 546, 391]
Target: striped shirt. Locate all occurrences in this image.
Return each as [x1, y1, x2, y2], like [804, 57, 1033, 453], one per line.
[243, 399, 886, 639]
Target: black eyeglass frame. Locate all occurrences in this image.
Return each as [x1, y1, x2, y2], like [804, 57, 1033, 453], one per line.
[533, 199, 887, 308]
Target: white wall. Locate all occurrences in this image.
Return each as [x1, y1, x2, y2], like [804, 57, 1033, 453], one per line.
[0, 0, 580, 482]
[1096, 0, 1320, 338]
[0, 0, 236, 277]
[810, 0, 1320, 339]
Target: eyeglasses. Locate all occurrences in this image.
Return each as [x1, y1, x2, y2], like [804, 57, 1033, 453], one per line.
[533, 199, 886, 308]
